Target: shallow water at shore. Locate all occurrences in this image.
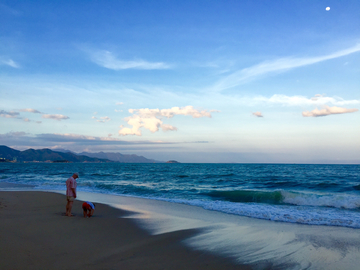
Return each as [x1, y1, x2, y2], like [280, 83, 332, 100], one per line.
[71, 191, 360, 269]
[1, 163, 360, 229]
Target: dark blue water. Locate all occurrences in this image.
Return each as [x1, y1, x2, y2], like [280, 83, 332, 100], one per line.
[1, 163, 360, 227]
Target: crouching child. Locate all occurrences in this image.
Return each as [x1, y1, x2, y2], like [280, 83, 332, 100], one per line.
[82, 201, 95, 217]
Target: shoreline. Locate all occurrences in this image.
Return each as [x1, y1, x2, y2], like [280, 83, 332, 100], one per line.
[2, 183, 360, 269]
[0, 190, 250, 270]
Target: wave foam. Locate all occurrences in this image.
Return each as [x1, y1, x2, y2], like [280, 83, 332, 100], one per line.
[158, 197, 360, 228]
[281, 190, 360, 209]
[206, 189, 360, 210]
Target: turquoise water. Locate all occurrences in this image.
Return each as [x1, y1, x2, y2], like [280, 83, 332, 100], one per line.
[1, 163, 360, 228]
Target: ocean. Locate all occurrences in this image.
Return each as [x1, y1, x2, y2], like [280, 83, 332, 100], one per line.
[1, 163, 360, 228]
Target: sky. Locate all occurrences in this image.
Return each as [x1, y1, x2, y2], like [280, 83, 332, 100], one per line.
[0, 0, 359, 163]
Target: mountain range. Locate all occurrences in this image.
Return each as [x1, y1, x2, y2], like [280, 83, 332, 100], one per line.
[0, 146, 162, 163]
[78, 151, 160, 163]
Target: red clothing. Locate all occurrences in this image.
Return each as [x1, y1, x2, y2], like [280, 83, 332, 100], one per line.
[82, 202, 94, 210]
[66, 176, 77, 197]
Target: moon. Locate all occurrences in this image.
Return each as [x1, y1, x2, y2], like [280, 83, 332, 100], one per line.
[326, 7, 330, 11]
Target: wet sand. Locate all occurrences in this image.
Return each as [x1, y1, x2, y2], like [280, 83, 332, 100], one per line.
[76, 191, 360, 270]
[2, 187, 360, 270]
[0, 191, 249, 270]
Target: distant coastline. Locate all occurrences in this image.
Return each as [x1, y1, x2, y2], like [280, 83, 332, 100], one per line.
[0, 145, 164, 163]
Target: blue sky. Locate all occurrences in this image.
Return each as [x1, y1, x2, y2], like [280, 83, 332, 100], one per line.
[1, 0, 359, 163]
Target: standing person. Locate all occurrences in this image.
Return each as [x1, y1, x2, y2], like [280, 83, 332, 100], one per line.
[65, 173, 78, 217]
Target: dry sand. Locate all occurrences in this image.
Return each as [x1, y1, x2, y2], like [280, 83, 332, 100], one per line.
[0, 191, 250, 270]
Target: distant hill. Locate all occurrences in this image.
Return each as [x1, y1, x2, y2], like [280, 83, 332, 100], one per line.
[0, 145, 163, 163]
[0, 146, 110, 163]
[78, 151, 162, 163]
[166, 160, 180, 163]
[0, 145, 20, 160]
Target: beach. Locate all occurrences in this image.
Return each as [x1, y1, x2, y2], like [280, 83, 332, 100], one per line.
[1, 162, 360, 270]
[2, 189, 360, 270]
[0, 190, 250, 270]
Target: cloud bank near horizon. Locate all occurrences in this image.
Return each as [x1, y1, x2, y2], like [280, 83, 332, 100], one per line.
[0, 132, 203, 154]
[119, 106, 217, 136]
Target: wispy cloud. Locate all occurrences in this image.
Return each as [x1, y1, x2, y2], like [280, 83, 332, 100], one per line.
[92, 116, 111, 123]
[119, 106, 217, 136]
[89, 50, 171, 70]
[0, 110, 20, 118]
[2, 108, 69, 122]
[161, 124, 178, 131]
[0, 3, 22, 15]
[213, 44, 360, 91]
[0, 58, 20, 68]
[42, 114, 69, 121]
[252, 94, 360, 107]
[252, 111, 263, 117]
[20, 108, 43, 114]
[302, 106, 358, 117]
[115, 102, 123, 112]
[22, 118, 41, 123]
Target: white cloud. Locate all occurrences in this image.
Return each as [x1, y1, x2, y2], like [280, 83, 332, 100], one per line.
[42, 114, 69, 121]
[116, 102, 124, 105]
[128, 106, 213, 119]
[119, 127, 141, 136]
[20, 108, 42, 114]
[253, 94, 359, 107]
[302, 106, 358, 117]
[119, 106, 216, 136]
[214, 44, 360, 91]
[90, 50, 171, 70]
[252, 111, 263, 117]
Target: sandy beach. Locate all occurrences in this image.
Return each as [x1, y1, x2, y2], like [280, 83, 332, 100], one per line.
[2, 184, 360, 270]
[0, 190, 249, 270]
